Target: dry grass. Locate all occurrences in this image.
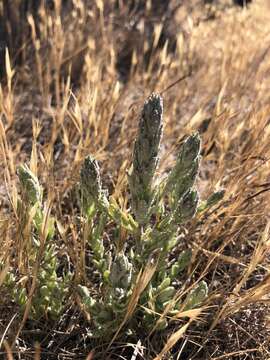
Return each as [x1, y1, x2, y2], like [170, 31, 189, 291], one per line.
[0, 0, 270, 359]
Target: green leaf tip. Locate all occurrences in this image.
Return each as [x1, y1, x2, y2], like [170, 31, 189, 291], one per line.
[198, 188, 225, 212]
[179, 133, 201, 168]
[162, 133, 201, 202]
[80, 155, 102, 201]
[206, 189, 225, 207]
[110, 251, 133, 289]
[17, 164, 42, 205]
[182, 189, 199, 218]
[184, 280, 208, 310]
[142, 92, 163, 131]
[175, 189, 199, 224]
[133, 93, 163, 180]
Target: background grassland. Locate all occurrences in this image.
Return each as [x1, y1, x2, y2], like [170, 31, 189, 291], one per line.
[0, 0, 270, 359]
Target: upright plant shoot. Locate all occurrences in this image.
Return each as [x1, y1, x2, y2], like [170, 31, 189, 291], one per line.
[128, 93, 163, 226]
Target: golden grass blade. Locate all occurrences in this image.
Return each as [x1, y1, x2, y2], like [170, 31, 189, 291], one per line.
[152, 320, 192, 360]
[0, 314, 17, 350]
[233, 220, 270, 295]
[0, 261, 9, 287]
[210, 221, 270, 331]
[3, 341, 13, 360]
[173, 307, 205, 320]
[5, 48, 14, 83]
[30, 120, 42, 176]
[211, 348, 259, 360]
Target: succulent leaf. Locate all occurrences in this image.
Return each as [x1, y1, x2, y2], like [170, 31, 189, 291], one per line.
[110, 251, 133, 289]
[184, 281, 208, 310]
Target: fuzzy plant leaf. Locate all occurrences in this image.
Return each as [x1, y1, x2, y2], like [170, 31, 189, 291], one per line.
[155, 133, 201, 206]
[80, 156, 138, 232]
[108, 198, 138, 232]
[170, 249, 192, 278]
[198, 189, 225, 212]
[173, 156, 200, 204]
[110, 251, 133, 289]
[128, 93, 163, 225]
[173, 133, 201, 177]
[156, 286, 176, 306]
[17, 164, 46, 235]
[184, 281, 208, 310]
[173, 189, 199, 224]
[17, 164, 43, 205]
[80, 155, 109, 213]
[78, 285, 96, 309]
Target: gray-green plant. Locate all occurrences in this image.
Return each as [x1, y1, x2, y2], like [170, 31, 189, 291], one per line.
[78, 93, 224, 336]
[3, 164, 71, 319]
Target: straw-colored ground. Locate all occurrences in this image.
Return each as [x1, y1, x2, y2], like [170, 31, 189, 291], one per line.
[0, 0, 270, 359]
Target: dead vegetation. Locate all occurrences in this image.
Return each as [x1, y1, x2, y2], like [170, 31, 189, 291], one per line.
[0, 0, 270, 359]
